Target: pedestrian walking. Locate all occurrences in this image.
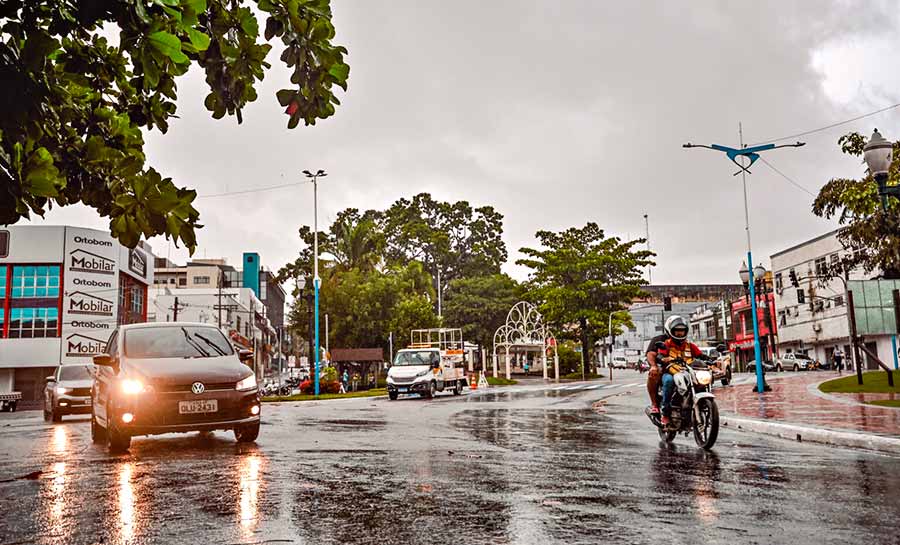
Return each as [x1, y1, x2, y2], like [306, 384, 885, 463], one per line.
[342, 369, 349, 394]
[833, 349, 843, 374]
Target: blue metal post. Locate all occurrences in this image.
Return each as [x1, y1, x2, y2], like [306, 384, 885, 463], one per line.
[747, 251, 765, 392]
[892, 335, 898, 370]
[314, 277, 320, 396]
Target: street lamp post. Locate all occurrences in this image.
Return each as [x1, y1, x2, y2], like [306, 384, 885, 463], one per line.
[740, 262, 773, 390]
[303, 169, 327, 396]
[863, 129, 898, 210]
[296, 276, 315, 383]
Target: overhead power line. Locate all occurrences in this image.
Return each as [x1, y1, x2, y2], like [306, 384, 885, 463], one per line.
[197, 181, 299, 199]
[750, 102, 900, 146]
[759, 157, 817, 197]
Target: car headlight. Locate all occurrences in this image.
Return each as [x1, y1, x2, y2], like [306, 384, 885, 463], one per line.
[121, 379, 147, 395]
[415, 369, 430, 377]
[695, 371, 712, 386]
[236, 374, 257, 391]
[56, 386, 70, 396]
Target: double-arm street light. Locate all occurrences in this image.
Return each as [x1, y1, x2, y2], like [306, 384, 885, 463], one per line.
[302, 169, 327, 396]
[684, 126, 805, 393]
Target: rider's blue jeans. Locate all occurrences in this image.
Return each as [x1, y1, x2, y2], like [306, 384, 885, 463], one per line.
[661, 373, 676, 415]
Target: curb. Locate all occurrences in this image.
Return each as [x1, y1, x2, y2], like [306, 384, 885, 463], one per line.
[807, 377, 900, 411]
[720, 413, 900, 456]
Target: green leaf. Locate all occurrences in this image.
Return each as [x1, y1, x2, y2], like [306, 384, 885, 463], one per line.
[148, 31, 189, 64]
[23, 147, 64, 197]
[276, 89, 295, 106]
[187, 28, 210, 51]
[328, 62, 349, 84]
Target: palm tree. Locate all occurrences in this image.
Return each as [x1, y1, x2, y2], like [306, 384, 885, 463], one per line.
[330, 212, 384, 272]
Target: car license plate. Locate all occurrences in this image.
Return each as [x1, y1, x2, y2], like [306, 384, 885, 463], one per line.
[178, 399, 218, 414]
[398, 388, 408, 393]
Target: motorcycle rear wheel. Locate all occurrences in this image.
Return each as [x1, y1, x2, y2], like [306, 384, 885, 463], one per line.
[693, 397, 720, 450]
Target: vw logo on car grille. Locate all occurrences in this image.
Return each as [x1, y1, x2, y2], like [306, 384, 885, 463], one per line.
[191, 382, 205, 394]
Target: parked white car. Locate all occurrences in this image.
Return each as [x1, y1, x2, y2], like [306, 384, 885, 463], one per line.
[776, 353, 814, 372]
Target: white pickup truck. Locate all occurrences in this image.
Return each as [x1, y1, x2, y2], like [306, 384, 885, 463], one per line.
[386, 328, 469, 400]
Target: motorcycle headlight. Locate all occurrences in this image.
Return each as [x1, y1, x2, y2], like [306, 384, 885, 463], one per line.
[236, 374, 257, 391]
[56, 386, 70, 396]
[696, 370, 712, 386]
[121, 379, 147, 395]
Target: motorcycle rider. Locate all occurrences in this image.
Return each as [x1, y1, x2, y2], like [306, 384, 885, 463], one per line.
[646, 315, 705, 426]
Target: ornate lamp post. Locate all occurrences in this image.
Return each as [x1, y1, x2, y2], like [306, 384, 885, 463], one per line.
[739, 261, 772, 392]
[863, 129, 898, 210]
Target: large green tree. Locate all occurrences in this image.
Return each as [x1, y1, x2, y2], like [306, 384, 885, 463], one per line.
[517, 223, 654, 377]
[379, 193, 508, 296]
[1, 0, 348, 251]
[813, 132, 900, 279]
[442, 273, 521, 350]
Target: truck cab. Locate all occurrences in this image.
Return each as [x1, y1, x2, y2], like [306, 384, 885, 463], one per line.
[386, 328, 469, 400]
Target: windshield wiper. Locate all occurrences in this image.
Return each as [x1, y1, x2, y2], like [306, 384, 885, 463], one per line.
[194, 333, 228, 356]
[181, 327, 210, 358]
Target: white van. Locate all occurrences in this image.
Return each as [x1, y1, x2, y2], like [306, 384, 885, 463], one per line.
[386, 329, 469, 400]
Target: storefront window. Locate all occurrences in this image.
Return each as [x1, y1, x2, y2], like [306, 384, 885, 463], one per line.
[0, 266, 6, 298]
[11, 265, 60, 298]
[130, 286, 143, 315]
[8, 307, 59, 338]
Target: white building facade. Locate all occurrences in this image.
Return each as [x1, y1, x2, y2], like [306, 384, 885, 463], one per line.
[771, 229, 893, 369]
[0, 226, 154, 404]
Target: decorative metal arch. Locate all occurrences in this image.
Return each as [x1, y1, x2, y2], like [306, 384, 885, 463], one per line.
[492, 301, 559, 382]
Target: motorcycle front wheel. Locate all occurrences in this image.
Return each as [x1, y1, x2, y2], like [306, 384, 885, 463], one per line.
[657, 427, 677, 443]
[692, 397, 720, 450]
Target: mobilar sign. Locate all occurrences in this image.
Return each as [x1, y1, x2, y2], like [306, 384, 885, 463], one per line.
[65, 333, 109, 357]
[68, 291, 114, 317]
[69, 248, 116, 275]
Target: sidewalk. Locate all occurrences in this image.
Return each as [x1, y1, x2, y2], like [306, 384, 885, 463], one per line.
[714, 372, 900, 454]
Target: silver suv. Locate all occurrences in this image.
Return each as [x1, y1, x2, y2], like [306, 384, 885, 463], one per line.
[44, 365, 94, 422]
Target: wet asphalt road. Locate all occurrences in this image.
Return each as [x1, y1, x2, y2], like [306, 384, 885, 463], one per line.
[1, 371, 899, 545]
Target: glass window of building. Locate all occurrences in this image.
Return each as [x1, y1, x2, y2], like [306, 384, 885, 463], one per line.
[11, 265, 60, 298]
[8, 307, 59, 338]
[195, 276, 210, 285]
[0, 265, 6, 298]
[815, 257, 827, 276]
[130, 286, 143, 315]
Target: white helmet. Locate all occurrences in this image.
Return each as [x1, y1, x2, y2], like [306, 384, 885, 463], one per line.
[664, 315, 689, 341]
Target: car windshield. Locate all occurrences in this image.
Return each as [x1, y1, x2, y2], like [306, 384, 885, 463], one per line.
[59, 365, 92, 381]
[393, 350, 439, 366]
[795, 354, 812, 360]
[124, 326, 234, 359]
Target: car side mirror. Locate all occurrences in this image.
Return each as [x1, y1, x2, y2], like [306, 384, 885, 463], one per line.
[716, 344, 726, 353]
[431, 361, 440, 369]
[45, 375, 56, 383]
[383, 362, 390, 370]
[93, 354, 114, 367]
[238, 349, 254, 363]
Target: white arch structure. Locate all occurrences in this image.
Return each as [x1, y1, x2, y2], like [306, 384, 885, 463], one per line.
[492, 301, 559, 382]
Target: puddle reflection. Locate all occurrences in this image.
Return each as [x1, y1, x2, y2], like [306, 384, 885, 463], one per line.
[52, 425, 67, 453]
[118, 462, 137, 543]
[49, 462, 66, 523]
[239, 454, 262, 536]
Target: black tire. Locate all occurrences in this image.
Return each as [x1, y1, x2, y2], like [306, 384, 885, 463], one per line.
[234, 421, 260, 443]
[721, 366, 732, 386]
[453, 381, 462, 395]
[51, 408, 62, 423]
[693, 398, 720, 450]
[423, 381, 436, 399]
[43, 403, 51, 422]
[793, 364, 799, 372]
[388, 391, 398, 401]
[91, 413, 107, 444]
[657, 427, 676, 443]
[106, 414, 131, 453]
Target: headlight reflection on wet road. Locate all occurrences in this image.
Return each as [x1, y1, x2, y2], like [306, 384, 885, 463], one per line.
[239, 454, 262, 535]
[49, 462, 66, 522]
[118, 462, 136, 543]
[52, 425, 67, 453]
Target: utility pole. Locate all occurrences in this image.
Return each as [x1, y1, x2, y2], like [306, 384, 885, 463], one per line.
[303, 169, 327, 396]
[325, 314, 329, 356]
[217, 268, 223, 328]
[437, 268, 442, 319]
[172, 297, 181, 321]
[644, 213, 651, 284]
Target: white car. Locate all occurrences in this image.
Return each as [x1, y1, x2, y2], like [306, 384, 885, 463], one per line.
[776, 353, 814, 372]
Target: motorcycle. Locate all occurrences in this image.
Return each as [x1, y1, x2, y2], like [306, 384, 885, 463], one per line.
[645, 356, 720, 450]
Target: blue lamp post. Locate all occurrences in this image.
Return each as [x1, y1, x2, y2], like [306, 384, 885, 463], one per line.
[303, 169, 327, 396]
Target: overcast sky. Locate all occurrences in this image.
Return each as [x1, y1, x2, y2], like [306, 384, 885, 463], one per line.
[32, 0, 900, 285]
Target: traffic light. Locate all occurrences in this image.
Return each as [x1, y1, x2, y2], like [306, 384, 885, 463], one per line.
[789, 269, 799, 287]
[663, 296, 672, 311]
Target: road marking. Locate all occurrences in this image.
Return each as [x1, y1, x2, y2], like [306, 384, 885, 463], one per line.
[584, 384, 603, 390]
